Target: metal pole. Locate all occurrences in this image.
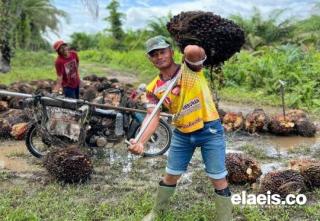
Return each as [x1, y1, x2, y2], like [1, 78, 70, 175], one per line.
[0, 90, 32, 98]
[86, 101, 173, 117]
[0, 90, 173, 118]
[279, 80, 286, 120]
[127, 72, 180, 145]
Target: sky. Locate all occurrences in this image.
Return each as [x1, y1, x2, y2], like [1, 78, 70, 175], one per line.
[49, 0, 319, 42]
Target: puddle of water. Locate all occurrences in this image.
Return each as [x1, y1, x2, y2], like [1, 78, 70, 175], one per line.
[226, 131, 320, 152]
[260, 162, 285, 174]
[0, 140, 37, 172]
[266, 134, 320, 150]
[226, 149, 243, 154]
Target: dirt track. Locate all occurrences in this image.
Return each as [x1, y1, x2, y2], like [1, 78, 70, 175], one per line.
[0, 140, 41, 172]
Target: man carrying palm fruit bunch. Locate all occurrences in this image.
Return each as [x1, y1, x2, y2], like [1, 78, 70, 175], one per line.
[128, 11, 244, 221]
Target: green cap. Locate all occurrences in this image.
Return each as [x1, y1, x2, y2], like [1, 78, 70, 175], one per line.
[145, 35, 171, 54]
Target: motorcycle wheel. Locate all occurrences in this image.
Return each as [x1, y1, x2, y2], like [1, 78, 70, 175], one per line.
[25, 123, 51, 158]
[131, 119, 172, 157]
[25, 123, 73, 158]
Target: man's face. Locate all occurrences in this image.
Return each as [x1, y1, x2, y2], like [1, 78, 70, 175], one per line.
[148, 48, 174, 69]
[58, 44, 69, 57]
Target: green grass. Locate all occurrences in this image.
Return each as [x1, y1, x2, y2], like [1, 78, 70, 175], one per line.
[0, 50, 56, 85]
[239, 144, 273, 160]
[287, 145, 312, 155]
[0, 171, 13, 181]
[219, 87, 281, 107]
[0, 171, 319, 221]
[222, 46, 320, 112]
[313, 149, 320, 159]
[0, 183, 153, 221]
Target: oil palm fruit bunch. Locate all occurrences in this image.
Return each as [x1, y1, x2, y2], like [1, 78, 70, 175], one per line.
[286, 109, 316, 137]
[295, 118, 317, 137]
[268, 114, 295, 135]
[259, 170, 307, 198]
[226, 153, 262, 184]
[0, 101, 8, 112]
[244, 109, 269, 133]
[43, 147, 93, 184]
[8, 82, 34, 94]
[222, 112, 244, 132]
[167, 11, 245, 66]
[32, 79, 55, 94]
[10, 122, 28, 140]
[3, 109, 29, 126]
[290, 159, 320, 189]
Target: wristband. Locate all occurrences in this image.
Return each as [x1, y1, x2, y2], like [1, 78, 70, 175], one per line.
[184, 55, 207, 66]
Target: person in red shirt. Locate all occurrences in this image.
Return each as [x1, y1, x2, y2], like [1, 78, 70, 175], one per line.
[53, 40, 80, 99]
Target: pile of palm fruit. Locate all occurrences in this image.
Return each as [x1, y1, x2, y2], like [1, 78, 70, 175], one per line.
[43, 146, 93, 184]
[0, 75, 144, 141]
[227, 154, 320, 197]
[167, 11, 245, 67]
[258, 159, 320, 198]
[220, 109, 317, 137]
[0, 109, 30, 140]
[268, 110, 317, 136]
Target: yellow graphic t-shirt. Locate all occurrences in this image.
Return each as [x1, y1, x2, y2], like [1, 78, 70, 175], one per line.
[146, 63, 219, 133]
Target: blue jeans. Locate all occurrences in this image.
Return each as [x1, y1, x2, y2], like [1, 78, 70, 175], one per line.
[166, 119, 228, 180]
[63, 86, 79, 99]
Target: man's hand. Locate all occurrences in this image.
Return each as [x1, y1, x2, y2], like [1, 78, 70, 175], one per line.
[128, 139, 144, 155]
[53, 75, 63, 94]
[184, 45, 206, 62]
[52, 86, 62, 95]
[183, 45, 206, 71]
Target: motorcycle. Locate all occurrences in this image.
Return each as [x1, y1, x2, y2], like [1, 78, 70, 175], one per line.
[0, 90, 173, 158]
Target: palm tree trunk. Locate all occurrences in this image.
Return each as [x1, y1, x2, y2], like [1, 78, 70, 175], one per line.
[0, 40, 11, 73]
[0, 0, 11, 73]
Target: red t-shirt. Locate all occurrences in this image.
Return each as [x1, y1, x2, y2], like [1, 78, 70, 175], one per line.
[55, 51, 80, 88]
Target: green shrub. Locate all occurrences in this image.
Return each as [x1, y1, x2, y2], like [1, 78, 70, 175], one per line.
[223, 45, 320, 110]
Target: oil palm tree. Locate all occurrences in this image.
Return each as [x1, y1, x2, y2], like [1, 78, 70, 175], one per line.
[146, 13, 172, 37]
[230, 7, 295, 50]
[0, 0, 70, 73]
[292, 1, 320, 48]
[0, 0, 12, 73]
[10, 0, 69, 50]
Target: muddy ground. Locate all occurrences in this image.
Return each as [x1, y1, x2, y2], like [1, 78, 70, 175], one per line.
[1, 117, 319, 179]
[1, 100, 320, 187]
